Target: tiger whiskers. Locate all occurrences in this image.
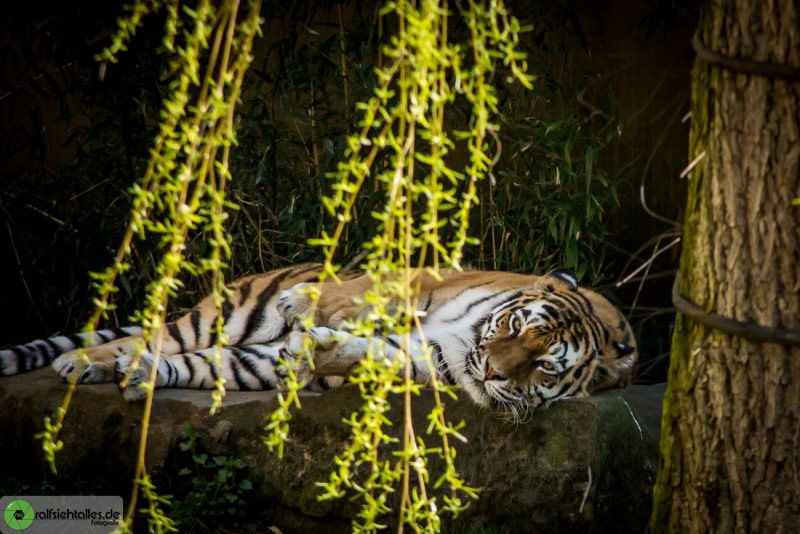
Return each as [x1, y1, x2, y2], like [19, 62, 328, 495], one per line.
[498, 399, 531, 425]
[453, 343, 481, 376]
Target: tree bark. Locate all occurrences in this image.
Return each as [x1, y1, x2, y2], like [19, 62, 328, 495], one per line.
[650, 1, 800, 532]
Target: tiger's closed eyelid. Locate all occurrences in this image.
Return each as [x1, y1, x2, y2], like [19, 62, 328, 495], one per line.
[536, 360, 560, 375]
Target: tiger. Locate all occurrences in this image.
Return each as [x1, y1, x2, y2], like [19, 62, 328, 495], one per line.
[0, 263, 637, 415]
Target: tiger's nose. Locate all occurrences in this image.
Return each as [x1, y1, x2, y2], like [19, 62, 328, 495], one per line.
[485, 360, 505, 381]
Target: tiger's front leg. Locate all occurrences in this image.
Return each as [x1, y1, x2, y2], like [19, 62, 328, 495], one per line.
[277, 281, 434, 381]
[283, 328, 366, 376]
[289, 327, 433, 382]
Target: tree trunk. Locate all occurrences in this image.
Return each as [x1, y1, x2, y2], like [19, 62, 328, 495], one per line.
[650, 1, 800, 532]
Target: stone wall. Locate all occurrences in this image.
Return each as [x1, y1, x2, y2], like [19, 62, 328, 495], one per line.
[0, 370, 664, 532]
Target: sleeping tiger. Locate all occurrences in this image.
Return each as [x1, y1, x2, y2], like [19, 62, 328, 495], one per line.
[0, 263, 637, 413]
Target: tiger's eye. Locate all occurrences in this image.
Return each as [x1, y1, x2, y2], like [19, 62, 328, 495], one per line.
[541, 361, 554, 371]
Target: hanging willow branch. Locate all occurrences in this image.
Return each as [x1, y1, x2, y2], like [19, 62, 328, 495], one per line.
[37, 0, 263, 531]
[264, 1, 533, 531]
[38, 0, 532, 532]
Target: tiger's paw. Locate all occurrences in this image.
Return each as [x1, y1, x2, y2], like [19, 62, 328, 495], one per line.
[115, 352, 161, 402]
[52, 350, 114, 384]
[274, 329, 326, 388]
[275, 327, 335, 390]
[305, 327, 367, 376]
[277, 283, 315, 326]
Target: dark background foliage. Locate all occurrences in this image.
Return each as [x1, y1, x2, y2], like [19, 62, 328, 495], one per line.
[0, 0, 697, 384]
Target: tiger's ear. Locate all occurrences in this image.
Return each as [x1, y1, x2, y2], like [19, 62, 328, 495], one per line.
[592, 341, 637, 392]
[546, 268, 578, 291]
[614, 342, 636, 357]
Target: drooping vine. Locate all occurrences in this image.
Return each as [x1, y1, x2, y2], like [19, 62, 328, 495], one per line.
[37, 0, 263, 530]
[39, 0, 533, 531]
[264, 1, 533, 531]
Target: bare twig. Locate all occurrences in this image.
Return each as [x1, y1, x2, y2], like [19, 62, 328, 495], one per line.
[639, 93, 688, 227]
[0, 190, 65, 226]
[679, 150, 706, 179]
[579, 465, 593, 514]
[616, 237, 681, 288]
[336, 3, 351, 130]
[69, 177, 112, 201]
[5, 220, 43, 323]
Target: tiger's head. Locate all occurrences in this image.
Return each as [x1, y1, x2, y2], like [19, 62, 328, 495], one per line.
[464, 269, 637, 417]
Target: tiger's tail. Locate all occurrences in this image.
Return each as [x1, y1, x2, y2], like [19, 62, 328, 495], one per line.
[0, 327, 142, 376]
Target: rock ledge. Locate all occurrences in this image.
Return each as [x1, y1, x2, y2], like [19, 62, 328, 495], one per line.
[0, 369, 664, 533]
